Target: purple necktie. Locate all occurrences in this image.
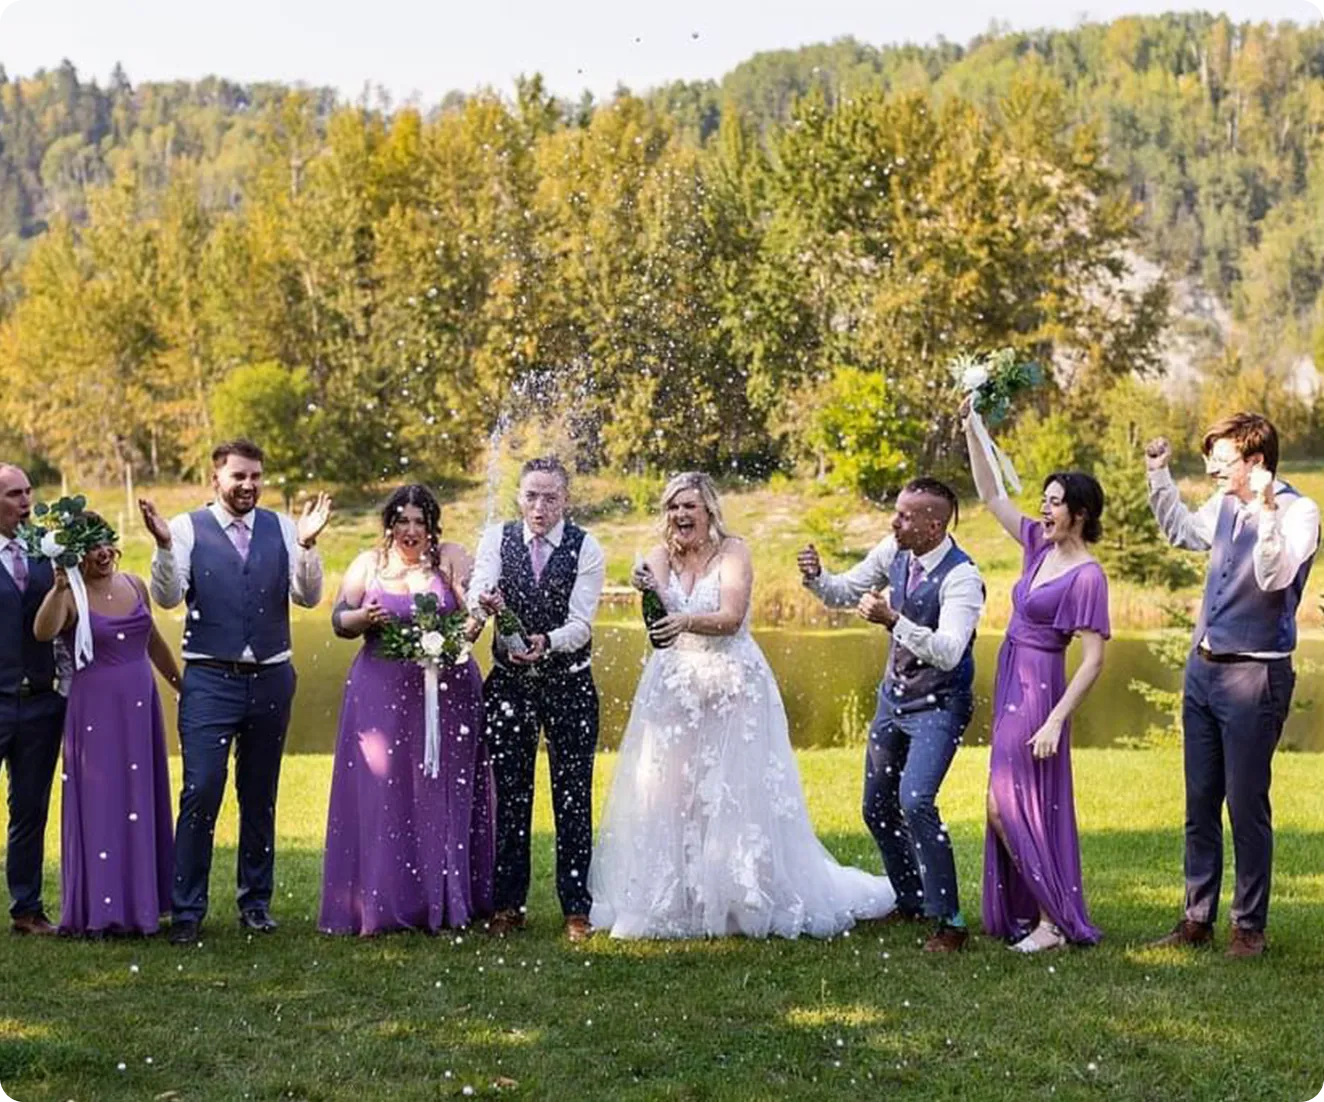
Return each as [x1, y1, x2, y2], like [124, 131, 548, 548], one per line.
[907, 555, 924, 596]
[229, 520, 251, 561]
[530, 536, 549, 582]
[8, 541, 27, 593]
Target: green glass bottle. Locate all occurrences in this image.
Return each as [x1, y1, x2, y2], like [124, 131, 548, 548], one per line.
[495, 607, 529, 657]
[642, 586, 673, 649]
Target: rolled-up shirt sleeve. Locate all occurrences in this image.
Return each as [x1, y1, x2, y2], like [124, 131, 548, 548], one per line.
[548, 533, 605, 654]
[1147, 468, 1219, 552]
[149, 513, 194, 609]
[892, 565, 986, 672]
[804, 537, 896, 608]
[466, 525, 504, 623]
[1253, 492, 1321, 592]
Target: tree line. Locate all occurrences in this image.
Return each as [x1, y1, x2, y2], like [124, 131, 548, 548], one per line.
[0, 12, 1320, 515]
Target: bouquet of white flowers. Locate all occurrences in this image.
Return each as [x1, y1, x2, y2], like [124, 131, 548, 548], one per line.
[949, 348, 1043, 498]
[948, 347, 1043, 427]
[17, 495, 117, 568]
[376, 593, 471, 778]
[17, 495, 117, 670]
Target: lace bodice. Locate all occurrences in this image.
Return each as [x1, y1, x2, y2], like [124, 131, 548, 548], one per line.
[665, 567, 751, 650]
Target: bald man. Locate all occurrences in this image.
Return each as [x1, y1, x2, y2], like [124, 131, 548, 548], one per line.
[799, 477, 985, 952]
[0, 464, 67, 935]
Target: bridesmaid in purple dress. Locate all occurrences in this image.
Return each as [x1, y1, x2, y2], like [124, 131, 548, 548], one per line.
[320, 485, 494, 936]
[964, 404, 1111, 952]
[33, 517, 180, 937]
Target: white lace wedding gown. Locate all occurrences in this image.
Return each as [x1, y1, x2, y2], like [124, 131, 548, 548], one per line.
[589, 569, 896, 938]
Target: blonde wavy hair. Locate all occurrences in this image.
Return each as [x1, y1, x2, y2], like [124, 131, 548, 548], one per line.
[660, 471, 729, 558]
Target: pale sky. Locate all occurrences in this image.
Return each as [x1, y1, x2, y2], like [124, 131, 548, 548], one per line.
[1, 0, 1321, 105]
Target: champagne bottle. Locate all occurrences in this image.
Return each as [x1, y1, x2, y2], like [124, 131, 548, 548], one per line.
[636, 554, 674, 649]
[495, 606, 529, 657]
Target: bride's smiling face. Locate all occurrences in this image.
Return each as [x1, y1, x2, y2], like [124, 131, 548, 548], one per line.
[666, 489, 710, 549]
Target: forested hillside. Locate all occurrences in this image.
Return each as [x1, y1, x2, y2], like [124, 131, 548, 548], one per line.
[0, 12, 1320, 501]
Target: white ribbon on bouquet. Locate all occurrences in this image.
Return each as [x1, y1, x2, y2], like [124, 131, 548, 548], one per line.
[67, 567, 96, 670]
[421, 662, 441, 779]
[966, 407, 1022, 497]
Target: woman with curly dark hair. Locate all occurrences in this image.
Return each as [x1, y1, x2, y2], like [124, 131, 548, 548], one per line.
[963, 400, 1111, 952]
[319, 484, 494, 936]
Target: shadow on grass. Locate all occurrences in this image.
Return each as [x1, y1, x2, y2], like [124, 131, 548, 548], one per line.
[3, 828, 1322, 1101]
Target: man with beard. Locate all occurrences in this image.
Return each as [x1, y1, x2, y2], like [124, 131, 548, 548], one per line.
[0, 463, 68, 935]
[139, 439, 331, 944]
[799, 478, 985, 952]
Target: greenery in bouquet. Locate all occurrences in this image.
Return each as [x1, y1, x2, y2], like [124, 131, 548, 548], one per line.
[17, 495, 117, 568]
[948, 347, 1043, 426]
[376, 592, 471, 666]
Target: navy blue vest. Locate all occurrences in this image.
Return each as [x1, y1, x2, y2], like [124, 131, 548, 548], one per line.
[1196, 483, 1317, 654]
[492, 520, 592, 676]
[0, 554, 57, 696]
[184, 508, 291, 661]
[881, 541, 978, 711]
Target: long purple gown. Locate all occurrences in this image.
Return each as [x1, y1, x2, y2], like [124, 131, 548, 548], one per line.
[319, 577, 495, 935]
[60, 596, 174, 935]
[982, 518, 1110, 945]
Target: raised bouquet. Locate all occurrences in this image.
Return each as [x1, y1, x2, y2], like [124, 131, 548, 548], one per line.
[949, 348, 1042, 496]
[17, 494, 116, 670]
[375, 592, 471, 779]
[17, 495, 117, 568]
[948, 347, 1043, 427]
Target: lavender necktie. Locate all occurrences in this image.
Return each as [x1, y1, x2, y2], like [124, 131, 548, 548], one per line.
[530, 536, 548, 582]
[8, 541, 27, 593]
[230, 520, 251, 561]
[907, 554, 924, 596]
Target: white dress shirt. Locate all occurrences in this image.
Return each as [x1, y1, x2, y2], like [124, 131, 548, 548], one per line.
[3, 537, 72, 694]
[467, 518, 605, 656]
[149, 501, 324, 663]
[1147, 467, 1320, 658]
[804, 534, 986, 672]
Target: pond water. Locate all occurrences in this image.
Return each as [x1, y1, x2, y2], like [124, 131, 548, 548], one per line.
[156, 614, 1324, 754]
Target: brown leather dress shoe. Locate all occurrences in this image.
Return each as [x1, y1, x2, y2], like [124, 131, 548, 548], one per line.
[564, 914, 593, 943]
[922, 924, 968, 953]
[11, 912, 57, 936]
[1149, 919, 1213, 949]
[1226, 926, 1266, 959]
[485, 909, 526, 938]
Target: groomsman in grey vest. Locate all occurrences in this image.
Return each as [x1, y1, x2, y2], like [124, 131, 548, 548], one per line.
[799, 478, 985, 953]
[0, 464, 67, 935]
[467, 457, 605, 943]
[140, 439, 331, 944]
[1146, 413, 1319, 957]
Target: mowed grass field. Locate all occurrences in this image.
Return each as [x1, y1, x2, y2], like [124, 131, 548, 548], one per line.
[2, 747, 1322, 1101]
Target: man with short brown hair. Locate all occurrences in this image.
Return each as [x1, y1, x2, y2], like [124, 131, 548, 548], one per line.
[1146, 413, 1319, 957]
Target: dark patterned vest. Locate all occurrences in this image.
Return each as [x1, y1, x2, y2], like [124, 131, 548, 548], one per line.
[0, 554, 57, 695]
[880, 540, 979, 712]
[492, 520, 592, 676]
[184, 508, 291, 661]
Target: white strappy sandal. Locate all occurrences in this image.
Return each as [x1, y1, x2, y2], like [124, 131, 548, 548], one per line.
[1010, 922, 1067, 953]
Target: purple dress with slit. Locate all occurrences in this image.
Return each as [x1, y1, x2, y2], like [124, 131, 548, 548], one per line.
[319, 576, 495, 935]
[59, 597, 174, 935]
[982, 518, 1110, 945]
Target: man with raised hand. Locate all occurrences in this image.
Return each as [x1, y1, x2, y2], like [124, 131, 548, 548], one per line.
[1145, 414, 1319, 958]
[139, 439, 331, 945]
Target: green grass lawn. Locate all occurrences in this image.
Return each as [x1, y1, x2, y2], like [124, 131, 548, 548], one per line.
[2, 747, 1322, 1101]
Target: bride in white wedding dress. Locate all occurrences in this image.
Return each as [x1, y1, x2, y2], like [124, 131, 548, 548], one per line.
[588, 472, 895, 939]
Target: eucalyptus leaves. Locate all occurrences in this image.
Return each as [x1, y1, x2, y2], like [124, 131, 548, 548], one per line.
[376, 592, 471, 667]
[18, 494, 117, 567]
[948, 347, 1043, 426]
